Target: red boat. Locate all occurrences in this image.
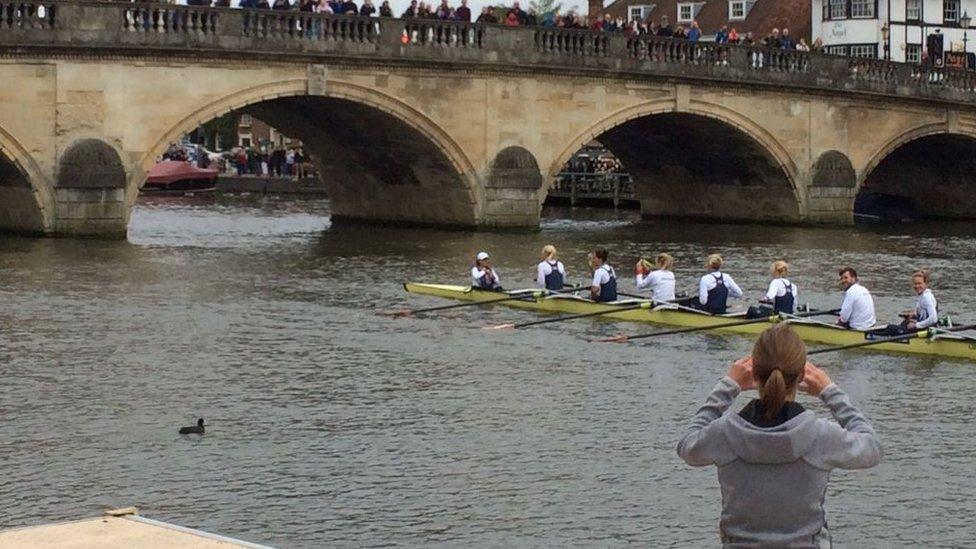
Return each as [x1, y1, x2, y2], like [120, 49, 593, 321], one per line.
[143, 160, 218, 194]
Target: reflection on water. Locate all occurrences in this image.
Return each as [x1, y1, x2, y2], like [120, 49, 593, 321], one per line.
[1, 195, 976, 547]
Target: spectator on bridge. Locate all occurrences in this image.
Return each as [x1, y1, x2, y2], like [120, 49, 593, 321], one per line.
[673, 25, 687, 40]
[763, 28, 781, 49]
[359, 0, 375, 16]
[508, 1, 527, 25]
[728, 27, 739, 44]
[657, 15, 673, 37]
[239, 0, 257, 7]
[811, 37, 823, 52]
[341, 0, 358, 14]
[796, 38, 810, 52]
[299, 0, 315, 13]
[525, 8, 538, 26]
[715, 24, 728, 44]
[688, 20, 701, 42]
[504, 10, 519, 26]
[742, 31, 754, 45]
[781, 28, 795, 50]
[455, 0, 470, 21]
[272, 0, 290, 10]
[401, 0, 418, 17]
[214, 0, 230, 6]
[315, 0, 332, 13]
[256, 0, 271, 9]
[378, 0, 392, 16]
[435, 0, 450, 19]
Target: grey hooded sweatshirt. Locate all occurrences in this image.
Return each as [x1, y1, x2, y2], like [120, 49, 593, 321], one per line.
[677, 377, 882, 548]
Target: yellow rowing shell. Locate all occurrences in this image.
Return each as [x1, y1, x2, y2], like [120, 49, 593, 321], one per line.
[404, 283, 976, 360]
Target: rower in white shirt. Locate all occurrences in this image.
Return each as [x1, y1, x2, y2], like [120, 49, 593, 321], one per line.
[589, 248, 618, 302]
[471, 251, 503, 291]
[696, 254, 743, 314]
[536, 244, 567, 291]
[837, 267, 876, 330]
[902, 269, 938, 332]
[635, 252, 676, 303]
[763, 260, 798, 314]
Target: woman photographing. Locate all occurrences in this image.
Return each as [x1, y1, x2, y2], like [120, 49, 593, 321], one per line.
[677, 324, 881, 547]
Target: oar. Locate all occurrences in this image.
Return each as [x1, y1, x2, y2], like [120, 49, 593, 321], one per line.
[599, 308, 842, 343]
[379, 288, 543, 318]
[484, 300, 652, 330]
[808, 322, 976, 355]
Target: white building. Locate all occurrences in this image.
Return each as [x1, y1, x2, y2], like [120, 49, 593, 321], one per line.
[813, 0, 976, 66]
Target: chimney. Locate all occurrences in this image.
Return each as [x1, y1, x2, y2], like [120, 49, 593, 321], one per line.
[588, 0, 603, 18]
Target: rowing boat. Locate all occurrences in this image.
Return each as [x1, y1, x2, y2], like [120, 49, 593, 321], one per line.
[403, 283, 976, 360]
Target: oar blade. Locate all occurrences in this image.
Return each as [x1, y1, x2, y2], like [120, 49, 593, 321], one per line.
[596, 334, 630, 343]
[483, 323, 516, 331]
[376, 309, 411, 317]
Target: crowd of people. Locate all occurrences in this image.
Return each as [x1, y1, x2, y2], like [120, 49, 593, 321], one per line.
[161, 142, 317, 179]
[178, 0, 829, 53]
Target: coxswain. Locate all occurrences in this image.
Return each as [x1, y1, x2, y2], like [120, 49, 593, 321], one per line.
[763, 260, 798, 314]
[536, 244, 566, 291]
[901, 269, 938, 332]
[471, 251, 503, 291]
[697, 254, 743, 314]
[837, 267, 876, 330]
[635, 252, 676, 303]
[589, 249, 618, 302]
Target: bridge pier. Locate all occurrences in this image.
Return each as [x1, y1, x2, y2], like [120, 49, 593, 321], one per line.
[483, 146, 544, 228]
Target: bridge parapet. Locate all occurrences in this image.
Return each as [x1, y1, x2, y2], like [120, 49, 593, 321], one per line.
[2, 1, 976, 105]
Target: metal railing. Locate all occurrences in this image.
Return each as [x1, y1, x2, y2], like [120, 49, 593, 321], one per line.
[548, 172, 635, 207]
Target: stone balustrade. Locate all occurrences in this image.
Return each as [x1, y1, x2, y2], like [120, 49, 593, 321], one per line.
[3, 0, 976, 104]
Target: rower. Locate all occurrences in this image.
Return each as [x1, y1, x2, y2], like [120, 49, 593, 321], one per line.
[837, 267, 876, 330]
[764, 260, 797, 314]
[536, 244, 566, 292]
[635, 252, 676, 303]
[471, 251, 503, 291]
[894, 269, 938, 333]
[696, 254, 743, 314]
[589, 248, 618, 302]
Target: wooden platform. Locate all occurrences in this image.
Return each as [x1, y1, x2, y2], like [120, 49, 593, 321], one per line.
[0, 507, 273, 549]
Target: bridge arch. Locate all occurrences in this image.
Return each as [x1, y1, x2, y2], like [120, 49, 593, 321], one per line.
[0, 127, 51, 234]
[546, 99, 802, 223]
[859, 124, 976, 220]
[139, 78, 481, 227]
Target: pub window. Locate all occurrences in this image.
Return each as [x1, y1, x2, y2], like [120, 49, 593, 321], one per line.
[828, 0, 847, 20]
[677, 2, 694, 22]
[850, 44, 878, 58]
[906, 43, 922, 63]
[851, 0, 875, 18]
[906, 0, 921, 21]
[945, 0, 960, 23]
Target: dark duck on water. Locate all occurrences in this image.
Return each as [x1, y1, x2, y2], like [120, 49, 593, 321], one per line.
[178, 418, 205, 435]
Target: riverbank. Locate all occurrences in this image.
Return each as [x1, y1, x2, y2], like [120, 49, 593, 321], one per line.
[216, 175, 326, 195]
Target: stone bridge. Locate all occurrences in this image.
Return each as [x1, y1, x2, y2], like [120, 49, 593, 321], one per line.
[3, 1, 976, 236]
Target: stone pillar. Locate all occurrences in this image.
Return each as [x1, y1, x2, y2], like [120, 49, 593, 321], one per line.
[483, 146, 543, 228]
[805, 150, 856, 224]
[53, 139, 128, 237]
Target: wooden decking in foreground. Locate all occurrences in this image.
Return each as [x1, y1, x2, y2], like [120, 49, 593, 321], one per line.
[0, 507, 274, 549]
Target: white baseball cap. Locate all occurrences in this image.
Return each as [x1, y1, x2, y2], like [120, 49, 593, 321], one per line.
[476, 251, 490, 261]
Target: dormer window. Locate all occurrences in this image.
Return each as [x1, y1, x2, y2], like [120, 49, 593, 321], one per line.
[728, 0, 755, 21]
[677, 2, 704, 22]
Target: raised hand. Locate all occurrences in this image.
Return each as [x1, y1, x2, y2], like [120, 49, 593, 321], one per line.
[727, 356, 757, 391]
[799, 361, 833, 396]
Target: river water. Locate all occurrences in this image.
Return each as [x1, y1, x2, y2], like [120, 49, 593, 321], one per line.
[2, 195, 975, 547]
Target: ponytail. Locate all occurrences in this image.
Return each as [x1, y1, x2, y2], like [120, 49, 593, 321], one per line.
[751, 324, 807, 421]
[761, 369, 788, 421]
